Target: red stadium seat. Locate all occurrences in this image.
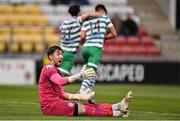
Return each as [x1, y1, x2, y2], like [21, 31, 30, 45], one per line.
[133, 45, 147, 55]
[104, 38, 115, 46]
[127, 36, 139, 46]
[140, 36, 153, 47]
[103, 45, 121, 54]
[115, 36, 127, 46]
[147, 46, 161, 56]
[119, 45, 134, 55]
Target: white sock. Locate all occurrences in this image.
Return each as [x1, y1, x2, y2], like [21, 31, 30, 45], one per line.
[113, 111, 121, 116]
[112, 103, 120, 111]
[79, 79, 89, 93]
[113, 110, 125, 117]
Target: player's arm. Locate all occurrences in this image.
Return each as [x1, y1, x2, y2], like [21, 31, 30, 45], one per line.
[80, 22, 87, 41]
[50, 65, 95, 85]
[105, 18, 117, 39]
[81, 30, 86, 41]
[63, 89, 95, 101]
[79, 12, 102, 21]
[105, 26, 117, 39]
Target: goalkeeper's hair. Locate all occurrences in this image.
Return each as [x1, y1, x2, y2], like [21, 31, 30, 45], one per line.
[68, 4, 80, 17]
[47, 45, 63, 60]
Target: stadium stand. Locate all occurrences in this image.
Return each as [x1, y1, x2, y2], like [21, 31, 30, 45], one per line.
[2, 0, 178, 61]
[0, 2, 60, 54]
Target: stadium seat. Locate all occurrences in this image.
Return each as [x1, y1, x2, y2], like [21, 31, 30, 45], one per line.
[119, 45, 134, 55]
[140, 36, 153, 47]
[44, 27, 55, 35]
[104, 45, 135, 55]
[14, 5, 29, 14]
[0, 15, 6, 25]
[26, 27, 42, 35]
[21, 15, 35, 25]
[13, 34, 28, 42]
[10, 42, 20, 53]
[115, 36, 127, 45]
[30, 34, 42, 43]
[133, 45, 147, 55]
[45, 34, 60, 47]
[0, 34, 9, 52]
[0, 27, 10, 35]
[104, 38, 115, 46]
[34, 42, 44, 53]
[0, 42, 7, 52]
[127, 36, 139, 46]
[13, 27, 26, 34]
[34, 16, 48, 26]
[147, 46, 161, 56]
[28, 5, 42, 14]
[0, 5, 14, 14]
[103, 45, 121, 55]
[6, 15, 22, 25]
[14, 5, 41, 14]
[0, 3, 51, 54]
[22, 15, 47, 25]
[0, 34, 10, 42]
[21, 42, 33, 53]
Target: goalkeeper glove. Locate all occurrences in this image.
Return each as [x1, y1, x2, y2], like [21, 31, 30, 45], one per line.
[69, 88, 95, 101]
[68, 65, 96, 83]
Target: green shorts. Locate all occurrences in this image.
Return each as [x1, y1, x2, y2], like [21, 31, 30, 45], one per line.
[60, 51, 75, 75]
[82, 46, 102, 71]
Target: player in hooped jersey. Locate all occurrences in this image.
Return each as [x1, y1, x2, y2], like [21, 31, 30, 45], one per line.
[59, 4, 102, 76]
[38, 45, 133, 117]
[79, 4, 117, 101]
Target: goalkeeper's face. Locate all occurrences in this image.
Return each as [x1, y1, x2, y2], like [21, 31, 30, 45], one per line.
[51, 49, 63, 67]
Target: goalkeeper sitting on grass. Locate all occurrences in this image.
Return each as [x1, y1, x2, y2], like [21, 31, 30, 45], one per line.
[38, 45, 133, 117]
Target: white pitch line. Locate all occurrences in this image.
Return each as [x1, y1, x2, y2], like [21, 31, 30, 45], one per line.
[11, 101, 39, 105]
[132, 110, 180, 116]
[0, 100, 39, 105]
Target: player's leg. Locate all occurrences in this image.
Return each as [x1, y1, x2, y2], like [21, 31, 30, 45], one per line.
[112, 91, 134, 113]
[79, 46, 90, 92]
[77, 91, 134, 117]
[77, 103, 125, 117]
[79, 47, 102, 93]
[42, 100, 76, 116]
[59, 51, 75, 76]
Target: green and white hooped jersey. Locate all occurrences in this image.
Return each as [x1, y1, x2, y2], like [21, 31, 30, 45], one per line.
[59, 17, 82, 52]
[81, 15, 113, 48]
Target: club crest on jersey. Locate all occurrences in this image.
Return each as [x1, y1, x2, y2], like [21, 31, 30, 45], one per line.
[68, 102, 74, 107]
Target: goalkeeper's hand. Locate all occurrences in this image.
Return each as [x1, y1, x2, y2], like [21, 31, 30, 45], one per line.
[79, 65, 96, 80]
[68, 65, 96, 83]
[77, 88, 95, 101]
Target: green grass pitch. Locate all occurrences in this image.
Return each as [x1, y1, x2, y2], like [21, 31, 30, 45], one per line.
[0, 84, 180, 120]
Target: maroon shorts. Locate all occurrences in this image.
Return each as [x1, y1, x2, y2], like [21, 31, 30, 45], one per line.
[42, 100, 76, 116]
